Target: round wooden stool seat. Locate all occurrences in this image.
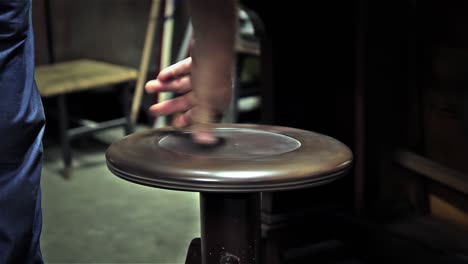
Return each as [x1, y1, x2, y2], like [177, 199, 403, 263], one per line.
[106, 124, 352, 193]
[105, 123, 353, 264]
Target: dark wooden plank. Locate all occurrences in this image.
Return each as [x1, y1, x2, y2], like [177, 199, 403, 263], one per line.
[395, 150, 468, 195]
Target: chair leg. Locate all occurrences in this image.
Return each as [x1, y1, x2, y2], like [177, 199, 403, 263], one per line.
[121, 82, 134, 135]
[58, 94, 72, 178]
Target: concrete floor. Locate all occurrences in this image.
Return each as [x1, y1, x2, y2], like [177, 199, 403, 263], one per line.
[40, 125, 200, 264]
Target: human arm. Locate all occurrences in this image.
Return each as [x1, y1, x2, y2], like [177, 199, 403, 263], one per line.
[145, 0, 238, 144]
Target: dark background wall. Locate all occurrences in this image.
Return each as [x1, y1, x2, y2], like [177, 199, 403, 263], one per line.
[32, 0, 188, 71]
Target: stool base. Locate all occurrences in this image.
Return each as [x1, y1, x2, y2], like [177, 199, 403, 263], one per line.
[186, 192, 261, 264]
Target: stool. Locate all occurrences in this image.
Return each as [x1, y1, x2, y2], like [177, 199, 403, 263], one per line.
[105, 124, 353, 264]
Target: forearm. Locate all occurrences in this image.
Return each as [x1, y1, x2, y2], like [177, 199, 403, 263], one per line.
[188, 0, 238, 122]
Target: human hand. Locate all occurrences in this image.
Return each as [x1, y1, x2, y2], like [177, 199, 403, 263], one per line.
[145, 57, 232, 145]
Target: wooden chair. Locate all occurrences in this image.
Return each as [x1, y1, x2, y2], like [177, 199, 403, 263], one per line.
[35, 59, 138, 177]
[34, 0, 138, 178]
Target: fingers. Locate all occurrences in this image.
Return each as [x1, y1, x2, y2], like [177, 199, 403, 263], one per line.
[190, 106, 221, 145]
[192, 127, 218, 145]
[172, 109, 193, 128]
[149, 93, 194, 116]
[145, 57, 193, 94]
[157, 57, 192, 81]
[145, 75, 192, 94]
[172, 109, 219, 145]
